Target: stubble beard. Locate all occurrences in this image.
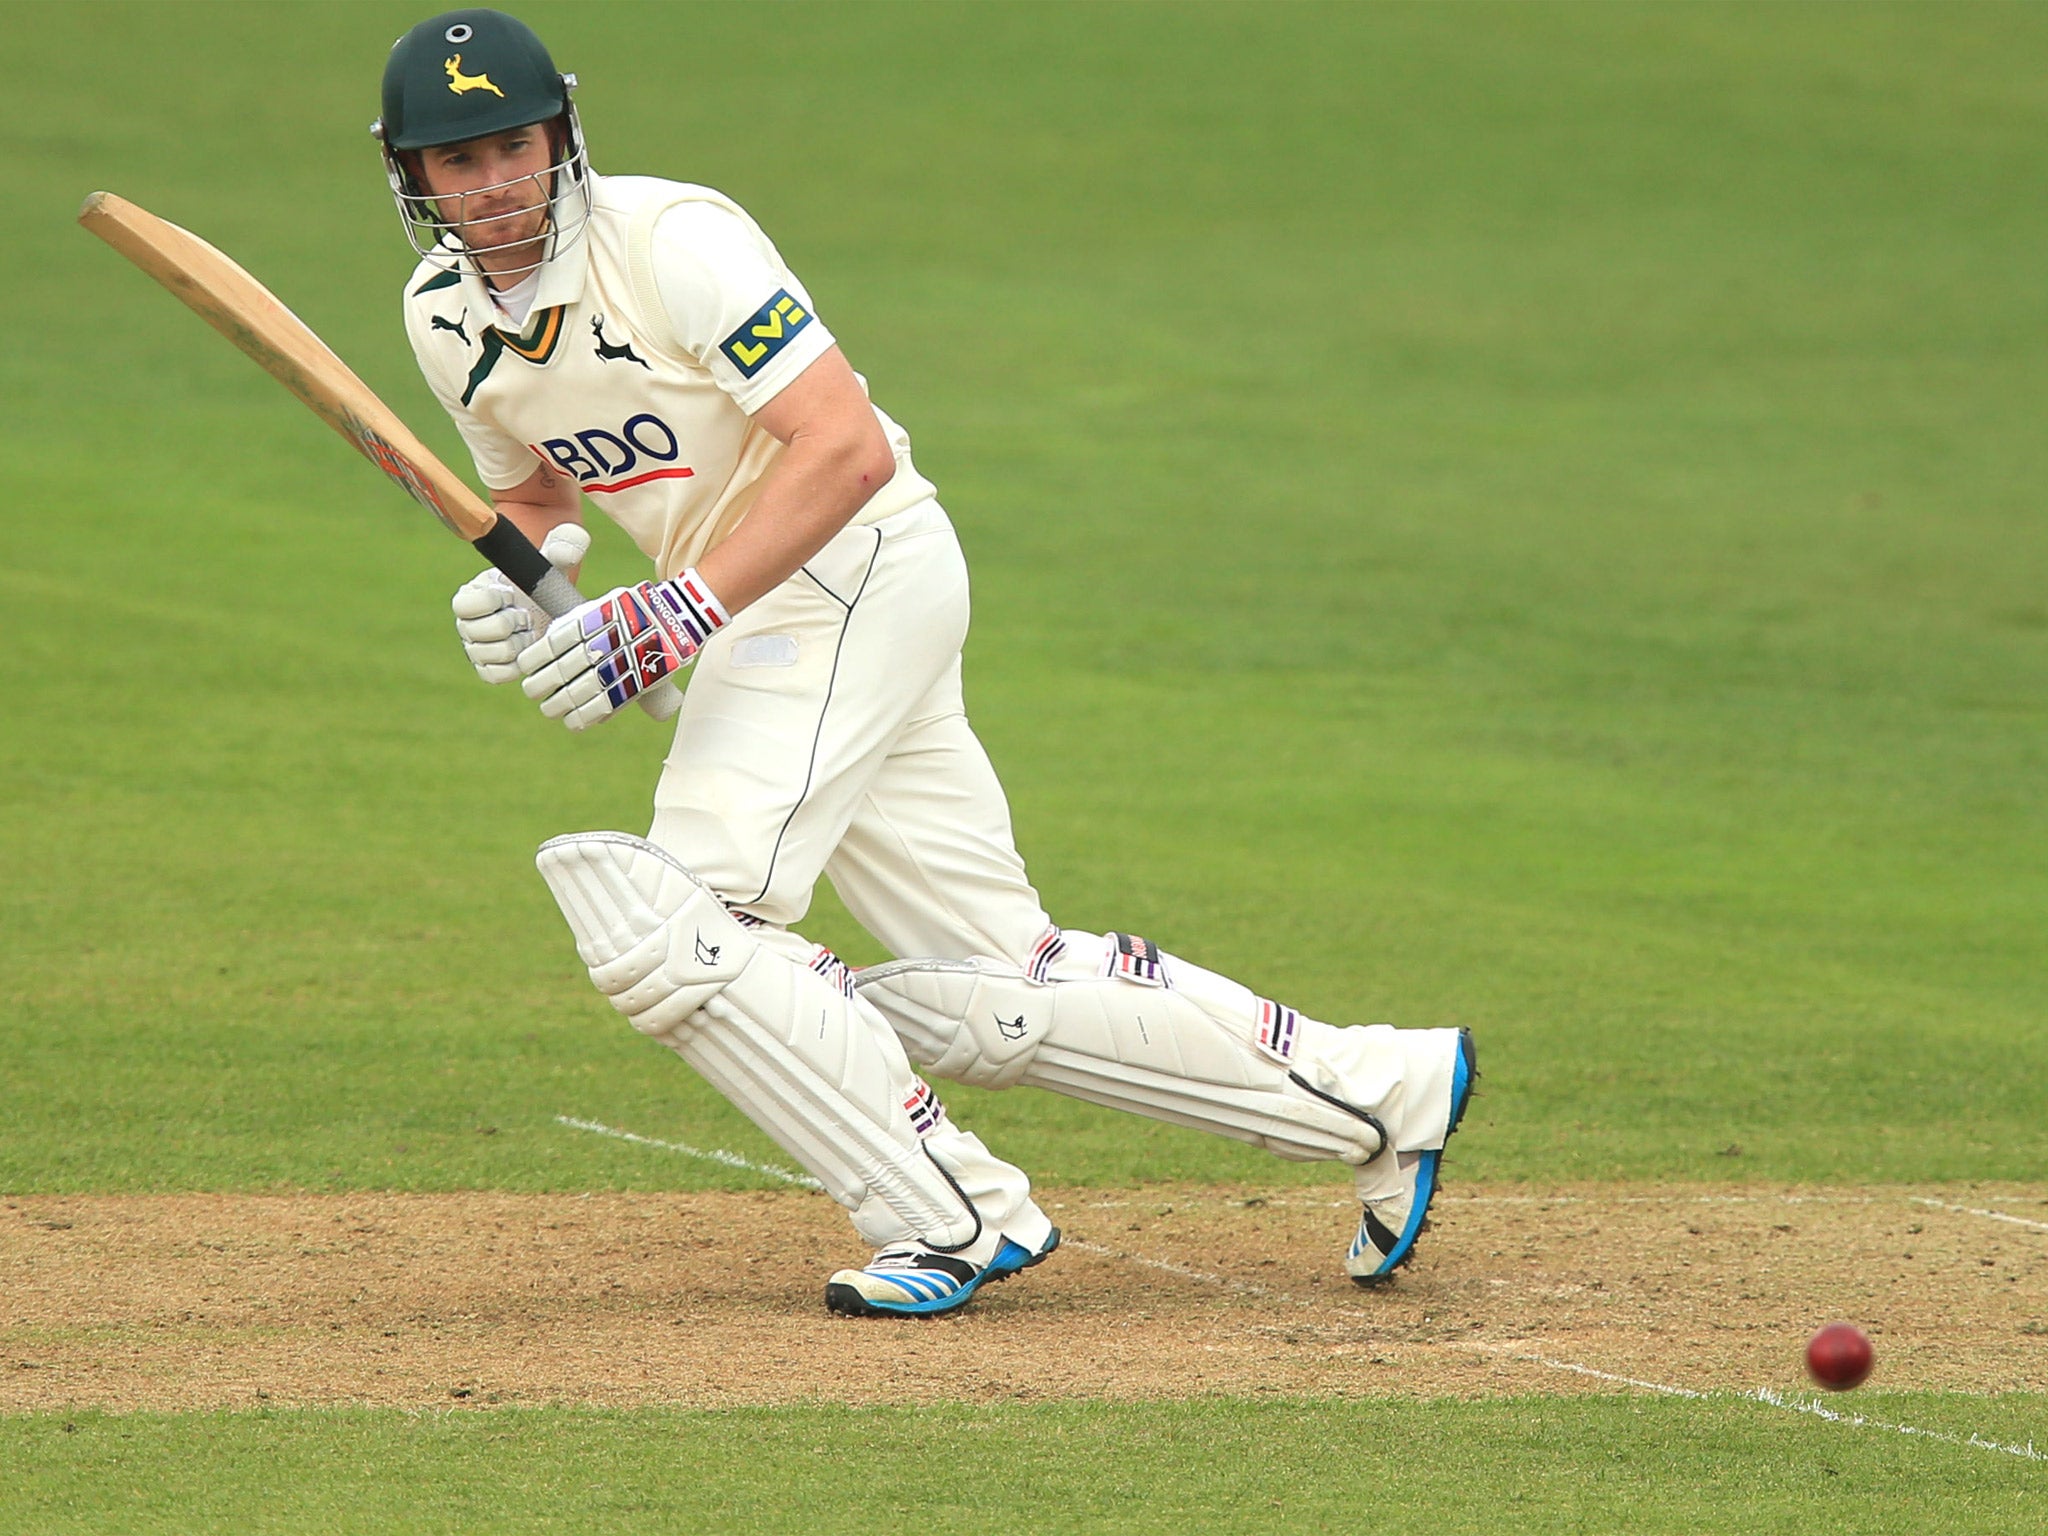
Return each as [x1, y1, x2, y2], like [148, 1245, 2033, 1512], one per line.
[452, 184, 552, 277]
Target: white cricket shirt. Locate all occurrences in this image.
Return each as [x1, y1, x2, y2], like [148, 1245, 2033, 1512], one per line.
[402, 173, 936, 577]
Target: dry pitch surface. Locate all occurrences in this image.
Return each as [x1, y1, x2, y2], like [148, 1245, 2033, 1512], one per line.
[4, 1184, 2044, 1411]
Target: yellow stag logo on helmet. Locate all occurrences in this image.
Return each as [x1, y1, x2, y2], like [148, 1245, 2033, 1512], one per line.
[443, 54, 505, 97]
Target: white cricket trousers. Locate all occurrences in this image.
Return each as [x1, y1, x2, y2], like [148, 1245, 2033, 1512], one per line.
[643, 499, 1456, 1250]
[647, 498, 1052, 1259]
[650, 498, 1050, 961]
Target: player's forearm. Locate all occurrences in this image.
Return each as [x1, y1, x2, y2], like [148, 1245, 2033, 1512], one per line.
[695, 423, 894, 615]
[490, 462, 586, 580]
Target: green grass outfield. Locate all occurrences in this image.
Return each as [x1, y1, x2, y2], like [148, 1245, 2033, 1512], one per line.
[3, 0, 2044, 1528]
[4, 1397, 2044, 1536]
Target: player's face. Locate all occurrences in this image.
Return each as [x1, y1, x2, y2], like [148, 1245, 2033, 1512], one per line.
[413, 126, 555, 264]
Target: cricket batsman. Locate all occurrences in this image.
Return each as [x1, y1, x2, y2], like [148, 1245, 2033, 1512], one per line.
[375, 8, 1477, 1316]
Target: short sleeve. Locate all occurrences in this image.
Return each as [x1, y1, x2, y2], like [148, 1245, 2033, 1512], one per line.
[400, 288, 537, 491]
[648, 200, 837, 413]
[444, 407, 537, 491]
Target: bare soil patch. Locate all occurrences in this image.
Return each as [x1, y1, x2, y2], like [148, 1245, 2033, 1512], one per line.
[3, 1184, 2043, 1411]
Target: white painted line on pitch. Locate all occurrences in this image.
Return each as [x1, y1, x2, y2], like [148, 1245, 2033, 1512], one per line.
[1909, 1197, 2048, 1234]
[1073, 1225, 2045, 1466]
[1503, 1353, 1706, 1397]
[1062, 1238, 1313, 1308]
[1747, 1387, 2046, 1463]
[555, 1115, 824, 1191]
[551, 1118, 2046, 1462]
[1037, 1256, 1710, 1397]
[1496, 1359, 2047, 1461]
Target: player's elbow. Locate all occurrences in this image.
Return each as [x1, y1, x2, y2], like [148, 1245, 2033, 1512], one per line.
[847, 415, 897, 493]
[842, 412, 896, 496]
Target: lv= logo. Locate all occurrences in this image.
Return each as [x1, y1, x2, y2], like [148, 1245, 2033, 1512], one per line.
[727, 294, 807, 371]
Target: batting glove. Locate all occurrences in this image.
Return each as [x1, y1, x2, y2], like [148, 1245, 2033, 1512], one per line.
[518, 569, 728, 731]
[450, 522, 593, 684]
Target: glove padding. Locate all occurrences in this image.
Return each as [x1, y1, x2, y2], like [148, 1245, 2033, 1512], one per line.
[450, 522, 593, 684]
[518, 569, 729, 731]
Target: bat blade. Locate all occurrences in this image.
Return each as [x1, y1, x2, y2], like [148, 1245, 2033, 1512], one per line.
[79, 190, 485, 540]
[77, 190, 682, 722]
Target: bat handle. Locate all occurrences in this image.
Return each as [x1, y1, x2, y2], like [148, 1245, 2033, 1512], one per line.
[471, 517, 686, 723]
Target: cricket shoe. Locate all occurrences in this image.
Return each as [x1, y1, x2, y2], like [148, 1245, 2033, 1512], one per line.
[824, 1228, 1061, 1318]
[1347, 1028, 1477, 1285]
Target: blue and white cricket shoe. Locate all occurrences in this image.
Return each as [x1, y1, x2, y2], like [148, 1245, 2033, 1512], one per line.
[825, 1229, 1061, 1318]
[1347, 1028, 1477, 1285]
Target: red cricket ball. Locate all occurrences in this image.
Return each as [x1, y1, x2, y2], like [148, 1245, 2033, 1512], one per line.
[1806, 1322, 1875, 1391]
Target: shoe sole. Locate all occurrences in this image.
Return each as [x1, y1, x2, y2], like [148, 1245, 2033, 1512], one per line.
[1351, 1029, 1477, 1286]
[824, 1227, 1061, 1318]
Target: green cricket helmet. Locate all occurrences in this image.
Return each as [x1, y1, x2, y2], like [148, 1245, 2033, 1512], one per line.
[370, 8, 591, 273]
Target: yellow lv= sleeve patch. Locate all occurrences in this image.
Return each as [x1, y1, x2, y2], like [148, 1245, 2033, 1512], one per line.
[721, 290, 815, 378]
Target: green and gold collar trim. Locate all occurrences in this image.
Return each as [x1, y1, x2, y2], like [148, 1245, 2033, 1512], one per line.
[460, 305, 566, 405]
[496, 305, 565, 362]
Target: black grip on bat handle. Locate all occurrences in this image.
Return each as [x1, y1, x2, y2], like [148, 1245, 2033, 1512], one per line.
[469, 516, 684, 722]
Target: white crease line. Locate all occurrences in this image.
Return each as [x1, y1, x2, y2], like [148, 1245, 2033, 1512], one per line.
[1063, 1238, 1312, 1308]
[555, 1115, 823, 1191]
[1491, 1359, 2048, 1462]
[1048, 1254, 1709, 1399]
[1748, 1387, 2046, 1463]
[1055, 1216, 2043, 1466]
[1909, 1198, 2048, 1234]
[555, 1117, 2042, 1462]
[1499, 1353, 1705, 1398]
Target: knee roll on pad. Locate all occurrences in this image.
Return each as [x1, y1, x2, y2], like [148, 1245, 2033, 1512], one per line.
[857, 932, 1385, 1165]
[536, 832, 982, 1251]
[536, 830, 754, 1040]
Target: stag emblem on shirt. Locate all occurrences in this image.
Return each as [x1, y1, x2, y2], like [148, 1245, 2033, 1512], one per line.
[591, 316, 650, 369]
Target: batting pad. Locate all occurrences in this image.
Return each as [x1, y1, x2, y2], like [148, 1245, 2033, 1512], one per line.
[535, 832, 990, 1254]
[859, 933, 1415, 1166]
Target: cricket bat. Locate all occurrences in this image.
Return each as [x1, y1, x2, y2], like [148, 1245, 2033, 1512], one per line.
[77, 190, 682, 721]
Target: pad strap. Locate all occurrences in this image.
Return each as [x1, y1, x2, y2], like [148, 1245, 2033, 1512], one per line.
[859, 938, 1387, 1166]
